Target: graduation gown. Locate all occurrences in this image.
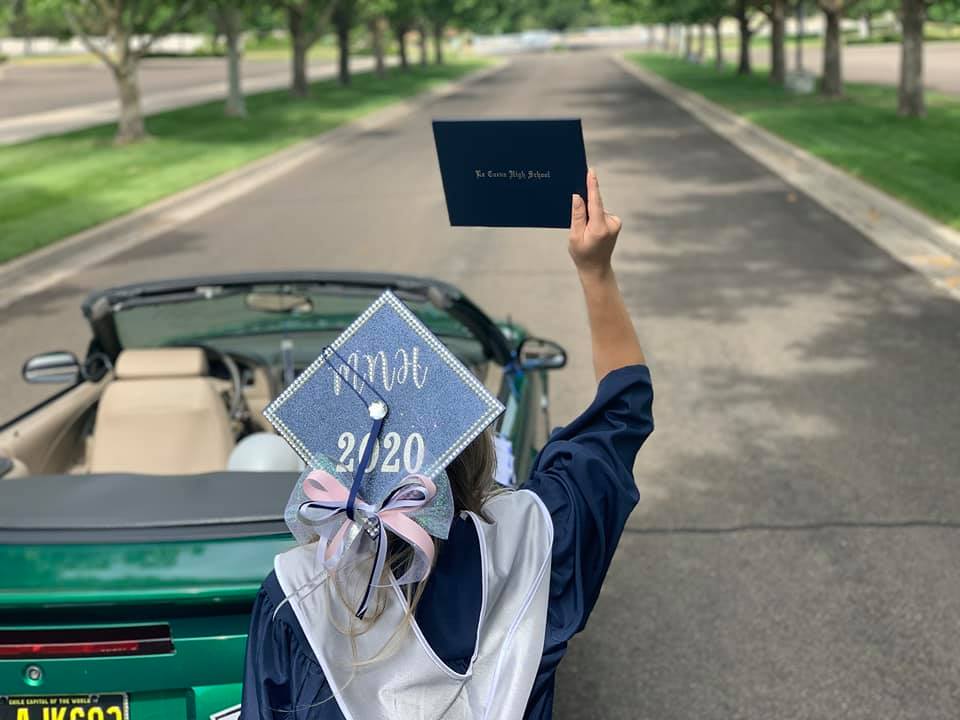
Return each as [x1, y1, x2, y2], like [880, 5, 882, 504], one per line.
[240, 364, 654, 720]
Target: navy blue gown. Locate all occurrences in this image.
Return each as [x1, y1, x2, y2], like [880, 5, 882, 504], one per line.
[240, 364, 654, 719]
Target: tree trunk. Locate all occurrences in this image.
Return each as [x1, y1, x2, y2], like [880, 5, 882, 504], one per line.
[369, 17, 386, 77]
[864, 10, 873, 38]
[395, 26, 409, 69]
[821, 8, 843, 97]
[222, 6, 246, 117]
[769, 0, 786, 84]
[288, 8, 309, 98]
[898, 0, 926, 116]
[112, 61, 146, 144]
[336, 17, 351, 85]
[736, 0, 752, 75]
[795, 0, 806, 73]
[697, 23, 706, 62]
[433, 22, 444, 64]
[713, 18, 724, 68]
[418, 23, 428, 66]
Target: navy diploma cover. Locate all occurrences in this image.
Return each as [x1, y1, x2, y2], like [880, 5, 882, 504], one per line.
[431, 119, 588, 228]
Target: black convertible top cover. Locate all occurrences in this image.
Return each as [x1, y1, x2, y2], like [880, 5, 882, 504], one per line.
[0, 472, 294, 543]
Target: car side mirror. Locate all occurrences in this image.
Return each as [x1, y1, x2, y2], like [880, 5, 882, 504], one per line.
[517, 337, 567, 371]
[22, 351, 81, 385]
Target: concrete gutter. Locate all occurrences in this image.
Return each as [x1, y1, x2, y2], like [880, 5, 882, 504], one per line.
[0, 60, 509, 311]
[613, 54, 960, 301]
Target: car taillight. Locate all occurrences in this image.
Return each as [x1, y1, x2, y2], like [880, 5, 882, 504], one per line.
[0, 625, 174, 659]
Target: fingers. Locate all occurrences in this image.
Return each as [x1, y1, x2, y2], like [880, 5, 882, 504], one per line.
[586, 168, 605, 222]
[606, 212, 622, 235]
[570, 193, 587, 237]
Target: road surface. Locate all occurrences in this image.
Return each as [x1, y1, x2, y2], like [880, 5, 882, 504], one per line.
[3, 52, 960, 719]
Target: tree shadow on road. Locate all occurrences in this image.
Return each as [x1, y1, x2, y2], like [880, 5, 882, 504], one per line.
[551, 56, 960, 720]
[98, 229, 207, 269]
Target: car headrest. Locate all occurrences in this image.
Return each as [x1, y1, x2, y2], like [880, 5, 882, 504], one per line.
[114, 348, 209, 380]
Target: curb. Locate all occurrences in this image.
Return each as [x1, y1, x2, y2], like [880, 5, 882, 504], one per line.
[0, 60, 510, 311]
[612, 54, 960, 301]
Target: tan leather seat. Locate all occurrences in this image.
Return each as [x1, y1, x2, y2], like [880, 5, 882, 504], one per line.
[89, 348, 235, 475]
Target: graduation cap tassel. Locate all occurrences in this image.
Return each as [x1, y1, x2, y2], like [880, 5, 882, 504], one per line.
[356, 517, 389, 619]
[347, 413, 385, 522]
[350, 412, 386, 619]
[312, 346, 407, 619]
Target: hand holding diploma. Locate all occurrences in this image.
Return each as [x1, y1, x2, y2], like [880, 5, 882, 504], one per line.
[569, 169, 646, 382]
[568, 168, 622, 276]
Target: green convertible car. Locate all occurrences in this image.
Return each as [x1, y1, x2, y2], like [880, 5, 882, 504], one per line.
[0, 272, 566, 720]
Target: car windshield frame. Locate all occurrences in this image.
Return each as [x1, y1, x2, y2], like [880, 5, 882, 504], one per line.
[82, 272, 514, 366]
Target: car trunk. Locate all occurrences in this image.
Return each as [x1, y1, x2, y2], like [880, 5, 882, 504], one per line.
[0, 472, 295, 720]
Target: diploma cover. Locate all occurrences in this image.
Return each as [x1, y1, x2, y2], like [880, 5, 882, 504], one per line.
[432, 119, 588, 228]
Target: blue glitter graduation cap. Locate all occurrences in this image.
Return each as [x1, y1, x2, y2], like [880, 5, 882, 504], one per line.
[264, 291, 505, 616]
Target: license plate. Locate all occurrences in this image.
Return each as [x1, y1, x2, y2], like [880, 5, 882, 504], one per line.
[0, 694, 128, 720]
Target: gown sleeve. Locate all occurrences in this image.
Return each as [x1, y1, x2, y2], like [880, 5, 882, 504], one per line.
[523, 364, 654, 643]
[239, 571, 344, 720]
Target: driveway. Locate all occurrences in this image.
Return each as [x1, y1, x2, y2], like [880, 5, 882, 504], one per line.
[3, 51, 959, 719]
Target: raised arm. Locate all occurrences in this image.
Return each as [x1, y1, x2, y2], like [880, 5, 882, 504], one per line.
[569, 169, 645, 382]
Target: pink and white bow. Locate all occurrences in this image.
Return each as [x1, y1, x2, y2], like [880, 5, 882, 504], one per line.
[296, 468, 437, 618]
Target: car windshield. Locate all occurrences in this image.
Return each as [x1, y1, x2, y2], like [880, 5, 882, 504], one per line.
[111, 283, 488, 366]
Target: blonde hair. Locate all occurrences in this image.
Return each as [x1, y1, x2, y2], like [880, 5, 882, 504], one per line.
[265, 429, 504, 714]
[326, 426, 501, 667]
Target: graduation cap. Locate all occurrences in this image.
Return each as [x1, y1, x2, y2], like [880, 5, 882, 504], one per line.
[264, 290, 505, 617]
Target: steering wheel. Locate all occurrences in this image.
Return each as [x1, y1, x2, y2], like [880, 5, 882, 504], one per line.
[205, 346, 246, 423]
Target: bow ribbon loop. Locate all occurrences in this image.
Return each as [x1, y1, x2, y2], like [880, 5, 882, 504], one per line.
[297, 468, 437, 618]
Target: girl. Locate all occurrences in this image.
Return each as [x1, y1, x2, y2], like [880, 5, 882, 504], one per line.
[240, 169, 653, 719]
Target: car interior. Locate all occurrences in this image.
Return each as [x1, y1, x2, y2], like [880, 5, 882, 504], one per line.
[0, 345, 504, 479]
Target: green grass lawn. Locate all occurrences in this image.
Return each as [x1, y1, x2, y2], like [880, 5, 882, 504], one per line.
[719, 34, 822, 51]
[630, 53, 960, 230]
[0, 59, 486, 263]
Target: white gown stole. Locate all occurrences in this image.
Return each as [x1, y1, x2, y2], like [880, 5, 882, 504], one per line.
[274, 490, 554, 720]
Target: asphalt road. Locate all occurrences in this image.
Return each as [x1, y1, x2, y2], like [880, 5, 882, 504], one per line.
[4, 52, 960, 718]
[750, 40, 960, 94]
